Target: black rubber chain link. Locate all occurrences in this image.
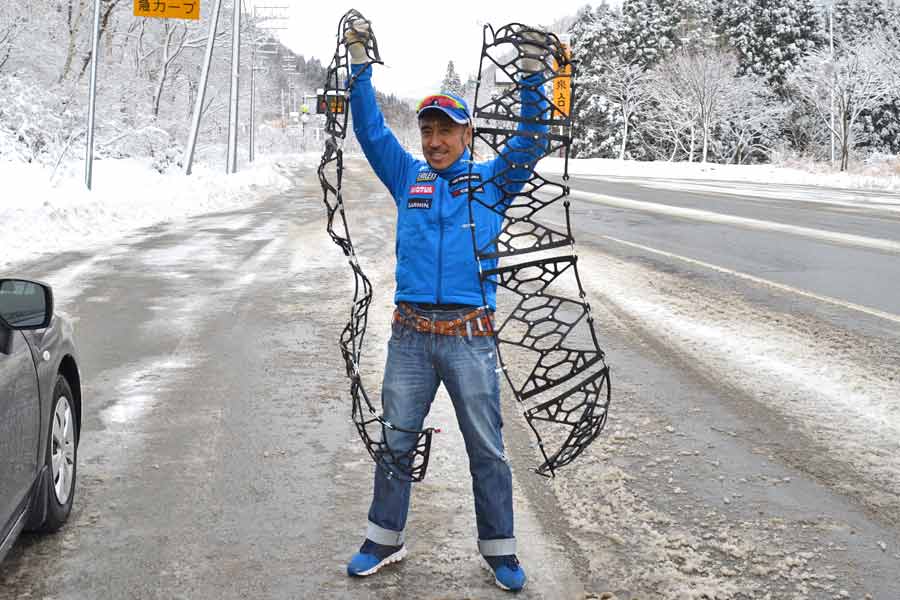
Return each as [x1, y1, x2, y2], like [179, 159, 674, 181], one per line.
[318, 13, 611, 482]
[318, 9, 434, 483]
[466, 23, 612, 477]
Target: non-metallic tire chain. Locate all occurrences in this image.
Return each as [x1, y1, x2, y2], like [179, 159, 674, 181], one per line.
[317, 9, 433, 482]
[466, 23, 611, 477]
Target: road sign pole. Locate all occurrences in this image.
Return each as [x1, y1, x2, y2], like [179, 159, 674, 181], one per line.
[185, 0, 224, 175]
[226, 0, 242, 174]
[85, 0, 102, 190]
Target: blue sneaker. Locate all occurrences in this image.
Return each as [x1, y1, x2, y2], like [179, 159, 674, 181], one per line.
[347, 539, 407, 577]
[484, 555, 527, 591]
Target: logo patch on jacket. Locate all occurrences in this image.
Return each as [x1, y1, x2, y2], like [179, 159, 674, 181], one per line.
[408, 198, 432, 209]
[408, 183, 434, 209]
[408, 184, 434, 196]
[450, 173, 481, 187]
[416, 171, 438, 182]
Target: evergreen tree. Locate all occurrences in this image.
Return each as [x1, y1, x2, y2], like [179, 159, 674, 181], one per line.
[570, 3, 623, 157]
[833, 0, 889, 43]
[620, 0, 682, 67]
[714, 0, 822, 89]
[441, 60, 464, 96]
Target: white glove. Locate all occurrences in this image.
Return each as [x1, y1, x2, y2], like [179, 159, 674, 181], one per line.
[519, 29, 547, 74]
[344, 19, 371, 65]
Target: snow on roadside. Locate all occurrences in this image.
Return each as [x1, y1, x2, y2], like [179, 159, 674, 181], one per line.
[1, 154, 317, 271]
[578, 246, 900, 512]
[528, 245, 900, 597]
[539, 155, 900, 194]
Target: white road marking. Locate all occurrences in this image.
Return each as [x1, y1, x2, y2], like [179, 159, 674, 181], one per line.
[602, 235, 900, 325]
[567, 189, 900, 254]
[575, 175, 900, 212]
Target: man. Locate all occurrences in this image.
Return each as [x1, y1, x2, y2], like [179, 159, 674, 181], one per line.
[342, 19, 548, 592]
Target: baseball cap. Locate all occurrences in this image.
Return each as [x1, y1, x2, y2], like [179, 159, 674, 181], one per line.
[416, 92, 471, 125]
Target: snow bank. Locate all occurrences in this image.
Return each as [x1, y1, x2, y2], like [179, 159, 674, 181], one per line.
[540, 155, 900, 192]
[1, 154, 316, 271]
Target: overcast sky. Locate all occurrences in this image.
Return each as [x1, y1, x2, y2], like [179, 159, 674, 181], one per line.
[272, 1, 595, 100]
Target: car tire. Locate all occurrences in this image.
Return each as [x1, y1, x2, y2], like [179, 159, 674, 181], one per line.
[38, 375, 79, 533]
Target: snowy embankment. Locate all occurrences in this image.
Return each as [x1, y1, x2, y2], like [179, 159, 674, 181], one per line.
[1, 154, 318, 271]
[540, 155, 900, 195]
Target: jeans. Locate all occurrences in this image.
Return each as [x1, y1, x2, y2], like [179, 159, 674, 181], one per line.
[364, 304, 516, 557]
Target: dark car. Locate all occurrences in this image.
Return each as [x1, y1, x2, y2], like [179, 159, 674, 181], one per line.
[0, 279, 81, 562]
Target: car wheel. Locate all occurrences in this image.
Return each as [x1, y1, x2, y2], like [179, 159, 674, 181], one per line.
[39, 375, 79, 533]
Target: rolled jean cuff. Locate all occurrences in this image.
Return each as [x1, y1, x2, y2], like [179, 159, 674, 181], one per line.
[367, 520, 405, 546]
[478, 537, 516, 556]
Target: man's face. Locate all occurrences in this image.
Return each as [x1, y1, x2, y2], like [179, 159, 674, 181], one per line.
[418, 112, 472, 171]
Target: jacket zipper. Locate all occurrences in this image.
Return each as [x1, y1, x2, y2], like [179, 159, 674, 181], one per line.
[436, 178, 443, 303]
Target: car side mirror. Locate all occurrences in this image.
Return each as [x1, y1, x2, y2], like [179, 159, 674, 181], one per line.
[0, 279, 54, 330]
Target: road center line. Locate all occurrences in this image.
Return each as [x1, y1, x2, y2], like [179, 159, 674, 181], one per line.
[567, 189, 900, 254]
[600, 235, 900, 326]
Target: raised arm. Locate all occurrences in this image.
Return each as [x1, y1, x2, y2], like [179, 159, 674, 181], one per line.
[491, 73, 550, 197]
[346, 21, 415, 202]
[489, 31, 551, 198]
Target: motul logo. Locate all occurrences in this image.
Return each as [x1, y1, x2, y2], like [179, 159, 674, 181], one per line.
[408, 184, 435, 196]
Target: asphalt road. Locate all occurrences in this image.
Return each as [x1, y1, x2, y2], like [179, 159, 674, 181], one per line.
[2, 162, 899, 599]
[0, 166, 581, 599]
[560, 175, 900, 321]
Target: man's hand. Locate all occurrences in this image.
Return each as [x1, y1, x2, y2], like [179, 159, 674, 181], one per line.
[519, 29, 548, 74]
[344, 18, 372, 65]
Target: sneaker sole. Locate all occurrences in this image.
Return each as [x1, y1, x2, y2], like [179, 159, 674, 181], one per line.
[481, 558, 526, 592]
[352, 546, 408, 577]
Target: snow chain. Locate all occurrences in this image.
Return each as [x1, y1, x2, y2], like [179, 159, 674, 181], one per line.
[467, 24, 612, 477]
[318, 13, 611, 481]
[318, 9, 434, 482]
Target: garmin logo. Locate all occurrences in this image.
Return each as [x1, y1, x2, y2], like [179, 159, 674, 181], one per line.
[408, 198, 432, 209]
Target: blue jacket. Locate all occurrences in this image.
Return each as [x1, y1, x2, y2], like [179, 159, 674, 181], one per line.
[350, 63, 548, 310]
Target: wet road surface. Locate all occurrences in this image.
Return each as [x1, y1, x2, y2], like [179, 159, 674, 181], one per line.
[2, 161, 898, 599]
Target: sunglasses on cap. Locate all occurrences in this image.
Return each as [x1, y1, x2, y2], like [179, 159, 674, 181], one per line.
[416, 94, 467, 112]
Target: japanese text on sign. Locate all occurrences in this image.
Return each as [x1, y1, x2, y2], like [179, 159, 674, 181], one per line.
[552, 43, 572, 119]
[134, 0, 199, 20]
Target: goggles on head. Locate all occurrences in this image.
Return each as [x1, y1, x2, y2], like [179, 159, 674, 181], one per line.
[416, 93, 471, 125]
[416, 94, 467, 112]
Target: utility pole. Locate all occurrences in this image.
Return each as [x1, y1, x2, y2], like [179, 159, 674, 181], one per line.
[226, 0, 242, 174]
[248, 5, 288, 163]
[185, 0, 225, 175]
[249, 40, 256, 163]
[830, 3, 836, 168]
[85, 0, 102, 190]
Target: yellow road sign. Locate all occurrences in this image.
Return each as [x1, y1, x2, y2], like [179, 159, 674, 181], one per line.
[553, 43, 572, 119]
[134, 0, 200, 20]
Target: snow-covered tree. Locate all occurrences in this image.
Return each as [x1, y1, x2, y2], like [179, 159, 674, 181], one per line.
[619, 0, 683, 67]
[600, 56, 653, 159]
[717, 74, 787, 163]
[829, 2, 900, 154]
[653, 48, 738, 162]
[0, 5, 26, 72]
[714, 0, 821, 90]
[788, 37, 893, 170]
[569, 2, 625, 157]
[641, 62, 699, 161]
[832, 0, 890, 43]
[441, 60, 464, 96]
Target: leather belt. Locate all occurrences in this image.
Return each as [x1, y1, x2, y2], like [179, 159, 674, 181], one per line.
[394, 303, 495, 337]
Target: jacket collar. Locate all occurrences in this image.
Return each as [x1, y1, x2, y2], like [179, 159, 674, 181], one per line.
[433, 148, 472, 180]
